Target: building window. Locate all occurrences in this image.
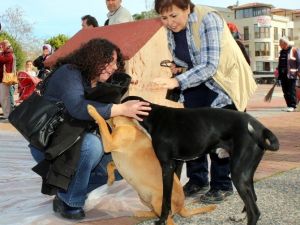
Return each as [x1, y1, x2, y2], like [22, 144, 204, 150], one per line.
[282, 29, 286, 37]
[244, 8, 252, 18]
[274, 45, 279, 58]
[245, 44, 250, 57]
[256, 61, 271, 72]
[288, 28, 293, 41]
[244, 27, 249, 40]
[272, 62, 278, 71]
[255, 42, 270, 56]
[236, 10, 243, 19]
[256, 61, 263, 71]
[254, 25, 270, 38]
[235, 8, 253, 19]
[253, 7, 270, 17]
[274, 27, 278, 40]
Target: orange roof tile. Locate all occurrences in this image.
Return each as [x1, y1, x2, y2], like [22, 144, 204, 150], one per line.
[45, 18, 163, 67]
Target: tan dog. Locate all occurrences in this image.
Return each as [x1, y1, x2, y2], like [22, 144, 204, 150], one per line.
[87, 105, 216, 225]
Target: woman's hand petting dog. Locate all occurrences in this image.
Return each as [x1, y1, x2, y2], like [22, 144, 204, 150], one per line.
[111, 100, 151, 121]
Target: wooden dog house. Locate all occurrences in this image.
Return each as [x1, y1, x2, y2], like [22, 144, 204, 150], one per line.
[45, 19, 182, 107]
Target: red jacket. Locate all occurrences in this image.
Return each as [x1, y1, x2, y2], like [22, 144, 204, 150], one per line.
[0, 51, 14, 83]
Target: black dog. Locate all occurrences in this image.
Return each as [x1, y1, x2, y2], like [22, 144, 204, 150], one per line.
[123, 96, 279, 225]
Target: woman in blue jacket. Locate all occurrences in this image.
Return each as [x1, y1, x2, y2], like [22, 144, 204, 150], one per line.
[30, 38, 151, 219]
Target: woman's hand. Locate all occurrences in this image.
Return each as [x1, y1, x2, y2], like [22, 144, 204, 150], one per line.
[152, 77, 179, 89]
[111, 100, 151, 121]
[170, 63, 183, 75]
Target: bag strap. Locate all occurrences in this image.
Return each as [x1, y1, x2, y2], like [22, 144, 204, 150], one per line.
[34, 69, 65, 111]
[36, 69, 56, 95]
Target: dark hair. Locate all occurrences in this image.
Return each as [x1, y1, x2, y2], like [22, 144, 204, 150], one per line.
[154, 0, 195, 14]
[81, 15, 99, 27]
[53, 38, 125, 81]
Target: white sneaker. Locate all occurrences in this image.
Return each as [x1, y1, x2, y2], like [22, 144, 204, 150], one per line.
[282, 107, 295, 112]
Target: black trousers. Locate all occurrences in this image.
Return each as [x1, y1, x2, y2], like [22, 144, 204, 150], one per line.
[183, 84, 236, 191]
[280, 76, 297, 108]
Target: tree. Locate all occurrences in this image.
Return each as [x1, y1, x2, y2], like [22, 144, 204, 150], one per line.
[0, 7, 33, 44]
[45, 34, 69, 51]
[0, 31, 26, 71]
[133, 10, 158, 20]
[0, 6, 42, 63]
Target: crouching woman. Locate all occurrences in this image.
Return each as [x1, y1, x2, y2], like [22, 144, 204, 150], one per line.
[29, 38, 151, 220]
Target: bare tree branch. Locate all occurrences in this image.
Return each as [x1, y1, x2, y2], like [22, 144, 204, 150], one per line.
[0, 6, 34, 43]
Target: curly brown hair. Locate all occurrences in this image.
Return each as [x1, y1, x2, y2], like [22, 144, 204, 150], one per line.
[53, 38, 125, 81]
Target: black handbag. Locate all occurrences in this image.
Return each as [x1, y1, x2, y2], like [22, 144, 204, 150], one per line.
[8, 73, 64, 150]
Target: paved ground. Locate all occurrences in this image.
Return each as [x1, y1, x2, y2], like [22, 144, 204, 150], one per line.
[1, 84, 299, 225]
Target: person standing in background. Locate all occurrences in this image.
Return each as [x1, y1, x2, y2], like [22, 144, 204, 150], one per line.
[81, 15, 99, 29]
[0, 40, 15, 120]
[278, 36, 298, 112]
[227, 22, 250, 65]
[33, 44, 52, 79]
[104, 0, 133, 26]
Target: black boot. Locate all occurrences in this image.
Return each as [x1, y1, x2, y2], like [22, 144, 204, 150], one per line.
[53, 196, 85, 220]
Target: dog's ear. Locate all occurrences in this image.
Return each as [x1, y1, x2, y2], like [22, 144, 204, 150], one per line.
[121, 96, 146, 103]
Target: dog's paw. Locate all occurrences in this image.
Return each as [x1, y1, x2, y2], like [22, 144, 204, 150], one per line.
[229, 212, 247, 222]
[107, 176, 115, 186]
[154, 220, 166, 225]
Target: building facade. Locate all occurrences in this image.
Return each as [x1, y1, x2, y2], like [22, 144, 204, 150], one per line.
[209, 3, 299, 81]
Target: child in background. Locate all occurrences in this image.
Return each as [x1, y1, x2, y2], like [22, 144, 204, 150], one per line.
[24, 60, 37, 77]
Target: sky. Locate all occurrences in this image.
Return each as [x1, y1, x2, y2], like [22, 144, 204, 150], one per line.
[0, 0, 299, 39]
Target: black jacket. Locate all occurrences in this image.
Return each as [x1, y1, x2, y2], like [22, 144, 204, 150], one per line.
[278, 46, 292, 78]
[32, 115, 94, 195]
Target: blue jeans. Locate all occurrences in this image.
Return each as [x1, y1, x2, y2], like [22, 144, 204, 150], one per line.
[186, 154, 232, 191]
[30, 132, 122, 207]
[9, 85, 15, 108]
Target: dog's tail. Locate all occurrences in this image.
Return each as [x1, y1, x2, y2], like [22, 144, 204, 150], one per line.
[248, 120, 279, 151]
[179, 205, 217, 217]
[107, 161, 117, 186]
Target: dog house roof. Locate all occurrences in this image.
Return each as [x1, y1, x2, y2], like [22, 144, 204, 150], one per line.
[44, 18, 163, 67]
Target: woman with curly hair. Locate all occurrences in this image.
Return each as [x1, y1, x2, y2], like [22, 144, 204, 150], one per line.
[29, 38, 151, 220]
